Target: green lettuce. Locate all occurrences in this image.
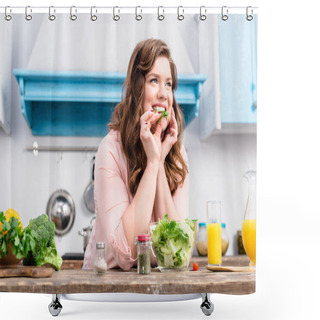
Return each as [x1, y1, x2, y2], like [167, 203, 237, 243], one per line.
[150, 214, 197, 268]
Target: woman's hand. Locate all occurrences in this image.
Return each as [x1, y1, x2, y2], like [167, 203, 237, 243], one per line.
[140, 110, 162, 164]
[160, 108, 178, 163]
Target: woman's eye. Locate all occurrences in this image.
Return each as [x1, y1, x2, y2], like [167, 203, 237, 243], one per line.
[150, 78, 158, 84]
[166, 82, 172, 87]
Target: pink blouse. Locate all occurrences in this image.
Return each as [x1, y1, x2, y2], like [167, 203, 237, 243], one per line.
[83, 129, 189, 271]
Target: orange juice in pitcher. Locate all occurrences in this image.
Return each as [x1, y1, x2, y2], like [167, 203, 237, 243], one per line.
[242, 171, 256, 267]
[242, 219, 256, 266]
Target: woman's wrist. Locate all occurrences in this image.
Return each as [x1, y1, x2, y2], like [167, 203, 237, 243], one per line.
[146, 159, 160, 171]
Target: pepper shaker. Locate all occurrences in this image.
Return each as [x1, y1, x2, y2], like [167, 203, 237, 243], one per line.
[135, 234, 151, 274]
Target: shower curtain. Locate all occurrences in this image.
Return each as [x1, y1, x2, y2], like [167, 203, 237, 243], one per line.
[0, 4, 257, 304]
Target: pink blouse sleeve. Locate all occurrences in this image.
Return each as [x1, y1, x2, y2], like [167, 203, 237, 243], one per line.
[95, 135, 135, 270]
[172, 145, 189, 220]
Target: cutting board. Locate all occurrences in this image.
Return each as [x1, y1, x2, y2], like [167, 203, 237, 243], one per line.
[206, 265, 256, 272]
[0, 265, 53, 278]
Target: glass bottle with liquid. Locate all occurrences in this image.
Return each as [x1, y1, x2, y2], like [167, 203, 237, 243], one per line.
[196, 222, 208, 256]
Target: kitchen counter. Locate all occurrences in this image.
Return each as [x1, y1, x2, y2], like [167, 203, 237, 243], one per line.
[0, 256, 255, 296]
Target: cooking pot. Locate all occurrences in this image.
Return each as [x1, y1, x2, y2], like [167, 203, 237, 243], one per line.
[78, 216, 96, 252]
[47, 189, 75, 236]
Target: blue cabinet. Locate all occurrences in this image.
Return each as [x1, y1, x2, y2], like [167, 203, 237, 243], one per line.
[14, 70, 206, 137]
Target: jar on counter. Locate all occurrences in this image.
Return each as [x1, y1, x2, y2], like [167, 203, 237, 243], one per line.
[135, 234, 151, 274]
[93, 242, 107, 274]
[195, 223, 208, 256]
[221, 223, 229, 256]
[237, 230, 246, 255]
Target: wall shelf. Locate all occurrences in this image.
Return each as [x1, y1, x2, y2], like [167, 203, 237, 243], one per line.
[14, 70, 206, 137]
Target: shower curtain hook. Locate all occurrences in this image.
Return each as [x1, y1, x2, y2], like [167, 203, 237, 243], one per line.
[70, 6, 77, 21]
[4, 6, 12, 21]
[200, 6, 207, 21]
[246, 6, 254, 21]
[177, 6, 184, 21]
[157, 6, 164, 21]
[49, 6, 56, 21]
[135, 6, 142, 21]
[90, 6, 97, 21]
[25, 6, 32, 21]
[221, 6, 228, 21]
[113, 6, 120, 21]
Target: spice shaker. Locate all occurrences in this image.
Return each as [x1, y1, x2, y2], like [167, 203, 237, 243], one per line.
[93, 242, 107, 274]
[135, 234, 151, 275]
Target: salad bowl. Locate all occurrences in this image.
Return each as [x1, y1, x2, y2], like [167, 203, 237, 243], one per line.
[149, 215, 197, 272]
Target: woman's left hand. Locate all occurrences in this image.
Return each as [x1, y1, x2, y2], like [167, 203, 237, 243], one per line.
[160, 108, 178, 163]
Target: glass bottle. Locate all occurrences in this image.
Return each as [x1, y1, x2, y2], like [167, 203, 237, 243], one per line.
[195, 222, 207, 256]
[221, 223, 229, 256]
[93, 242, 107, 274]
[135, 234, 151, 274]
[242, 170, 257, 266]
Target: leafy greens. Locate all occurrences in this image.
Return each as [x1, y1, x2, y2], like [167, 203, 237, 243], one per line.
[150, 214, 197, 268]
[0, 211, 62, 270]
[155, 109, 169, 124]
[23, 214, 62, 270]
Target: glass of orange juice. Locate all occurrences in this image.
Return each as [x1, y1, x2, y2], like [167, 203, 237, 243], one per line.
[206, 201, 221, 266]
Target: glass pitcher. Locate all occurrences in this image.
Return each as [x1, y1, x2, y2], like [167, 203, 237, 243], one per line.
[242, 170, 256, 267]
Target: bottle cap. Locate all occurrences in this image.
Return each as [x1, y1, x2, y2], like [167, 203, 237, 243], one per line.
[96, 242, 105, 249]
[199, 222, 207, 227]
[221, 223, 226, 228]
[137, 234, 150, 242]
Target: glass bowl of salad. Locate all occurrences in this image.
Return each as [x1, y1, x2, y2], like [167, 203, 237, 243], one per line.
[149, 215, 197, 272]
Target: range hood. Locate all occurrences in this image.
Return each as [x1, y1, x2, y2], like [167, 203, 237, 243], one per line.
[14, 70, 206, 136]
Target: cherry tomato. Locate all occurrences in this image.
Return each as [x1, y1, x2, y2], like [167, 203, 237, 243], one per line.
[193, 262, 199, 271]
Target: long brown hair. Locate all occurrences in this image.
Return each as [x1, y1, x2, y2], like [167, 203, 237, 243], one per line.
[109, 38, 188, 196]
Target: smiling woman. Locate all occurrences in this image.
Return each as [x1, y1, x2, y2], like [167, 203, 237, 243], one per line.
[83, 39, 189, 271]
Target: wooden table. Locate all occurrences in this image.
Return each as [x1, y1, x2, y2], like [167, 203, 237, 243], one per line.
[0, 255, 255, 316]
[0, 256, 255, 295]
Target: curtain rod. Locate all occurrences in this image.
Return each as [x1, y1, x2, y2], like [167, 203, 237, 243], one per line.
[0, 6, 258, 17]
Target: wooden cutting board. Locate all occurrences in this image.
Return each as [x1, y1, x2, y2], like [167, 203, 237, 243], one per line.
[0, 265, 53, 278]
[206, 265, 256, 272]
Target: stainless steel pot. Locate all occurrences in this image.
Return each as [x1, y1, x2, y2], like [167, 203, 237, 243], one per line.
[47, 189, 75, 236]
[78, 216, 96, 252]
